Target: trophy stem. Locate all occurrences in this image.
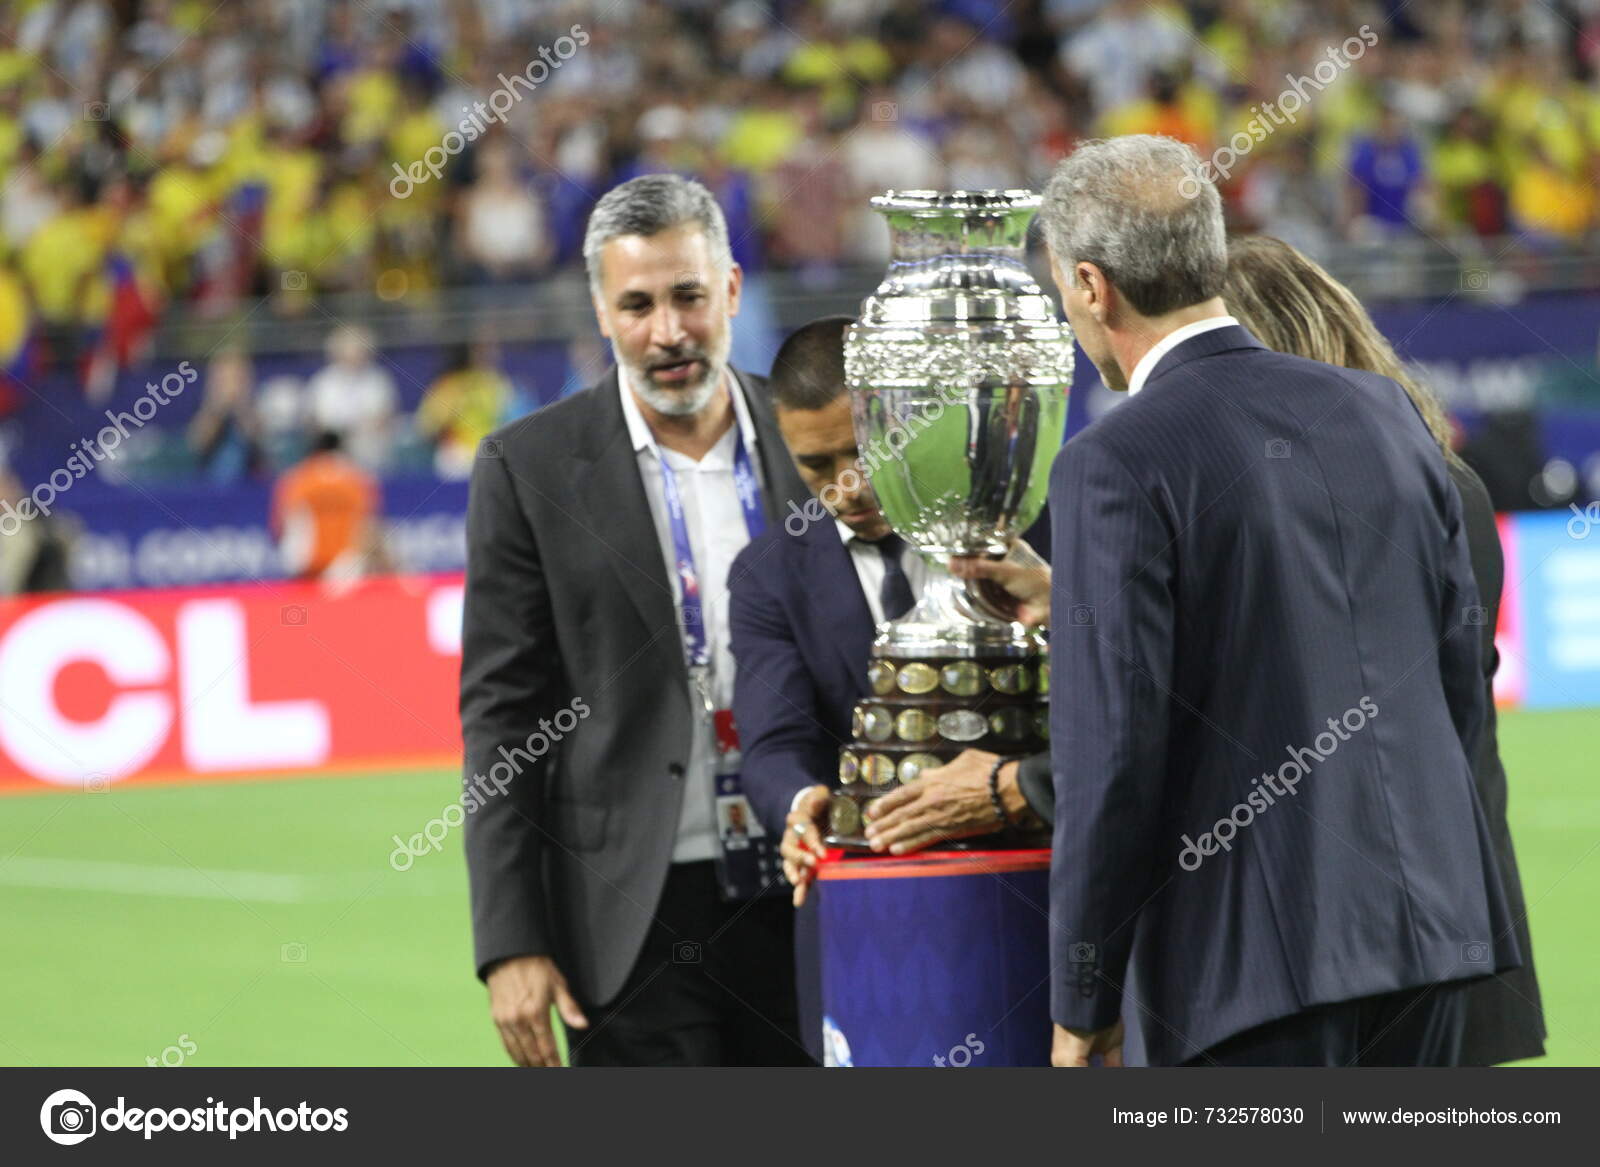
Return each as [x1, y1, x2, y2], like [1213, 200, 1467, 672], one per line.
[876, 558, 1034, 659]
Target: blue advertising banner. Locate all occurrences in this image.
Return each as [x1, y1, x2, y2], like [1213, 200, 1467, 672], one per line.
[55, 478, 468, 591]
[1505, 510, 1600, 709]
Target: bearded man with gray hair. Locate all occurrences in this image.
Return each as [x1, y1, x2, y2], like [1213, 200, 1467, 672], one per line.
[1037, 135, 1518, 1067]
[461, 174, 810, 1066]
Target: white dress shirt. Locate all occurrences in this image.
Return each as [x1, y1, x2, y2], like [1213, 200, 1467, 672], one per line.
[619, 368, 767, 863]
[1126, 314, 1239, 396]
[837, 519, 931, 626]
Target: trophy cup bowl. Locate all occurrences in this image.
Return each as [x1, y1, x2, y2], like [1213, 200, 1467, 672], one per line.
[827, 189, 1074, 849]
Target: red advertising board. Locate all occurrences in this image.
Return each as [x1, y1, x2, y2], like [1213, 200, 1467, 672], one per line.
[0, 574, 463, 792]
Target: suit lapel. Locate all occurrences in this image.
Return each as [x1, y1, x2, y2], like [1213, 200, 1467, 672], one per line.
[799, 518, 876, 690]
[569, 370, 681, 655]
[736, 370, 811, 526]
[569, 366, 817, 681]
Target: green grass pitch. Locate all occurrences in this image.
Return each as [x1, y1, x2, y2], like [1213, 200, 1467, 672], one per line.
[1, 707, 1595, 1066]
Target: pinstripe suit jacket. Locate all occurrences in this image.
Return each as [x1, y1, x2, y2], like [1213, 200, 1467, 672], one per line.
[1046, 324, 1518, 1064]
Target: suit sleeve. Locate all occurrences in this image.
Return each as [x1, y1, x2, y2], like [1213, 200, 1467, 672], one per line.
[1436, 464, 1487, 767]
[1016, 753, 1055, 825]
[460, 450, 560, 979]
[1048, 435, 1176, 1032]
[729, 546, 835, 835]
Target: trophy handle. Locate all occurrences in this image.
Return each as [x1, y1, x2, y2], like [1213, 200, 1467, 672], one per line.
[932, 546, 1042, 627]
[940, 553, 1017, 627]
[877, 553, 1035, 656]
[963, 562, 1025, 624]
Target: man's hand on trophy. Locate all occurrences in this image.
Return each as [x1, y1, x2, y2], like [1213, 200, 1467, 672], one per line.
[949, 541, 1051, 626]
[863, 749, 1014, 855]
[1051, 1021, 1124, 1068]
[781, 784, 831, 907]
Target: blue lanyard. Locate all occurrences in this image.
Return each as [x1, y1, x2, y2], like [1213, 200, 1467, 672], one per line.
[653, 420, 766, 675]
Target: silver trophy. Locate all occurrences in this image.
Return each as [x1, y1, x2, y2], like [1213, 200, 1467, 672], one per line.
[827, 189, 1074, 847]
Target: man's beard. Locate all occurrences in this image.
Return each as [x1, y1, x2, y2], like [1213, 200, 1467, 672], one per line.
[617, 337, 730, 416]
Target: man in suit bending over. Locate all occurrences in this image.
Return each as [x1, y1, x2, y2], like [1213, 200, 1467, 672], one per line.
[729, 316, 1049, 905]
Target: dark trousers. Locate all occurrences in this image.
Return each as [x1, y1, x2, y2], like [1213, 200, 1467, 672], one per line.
[569, 861, 813, 1067]
[1184, 981, 1473, 1067]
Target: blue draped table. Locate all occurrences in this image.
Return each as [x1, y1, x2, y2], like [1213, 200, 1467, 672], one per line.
[795, 848, 1053, 1067]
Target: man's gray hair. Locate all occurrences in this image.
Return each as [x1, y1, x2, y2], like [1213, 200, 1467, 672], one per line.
[1039, 135, 1226, 318]
[583, 173, 734, 296]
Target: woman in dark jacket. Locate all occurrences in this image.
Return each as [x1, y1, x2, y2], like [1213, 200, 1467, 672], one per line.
[1223, 235, 1546, 1064]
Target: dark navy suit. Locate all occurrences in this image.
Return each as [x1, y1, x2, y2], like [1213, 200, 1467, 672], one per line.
[728, 514, 871, 1066]
[1047, 324, 1519, 1065]
[728, 516, 872, 836]
[729, 507, 1053, 834]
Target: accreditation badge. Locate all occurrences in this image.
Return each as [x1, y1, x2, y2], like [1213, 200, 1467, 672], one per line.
[711, 709, 782, 901]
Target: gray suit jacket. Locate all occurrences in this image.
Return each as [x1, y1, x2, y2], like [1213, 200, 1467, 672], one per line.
[459, 366, 809, 1006]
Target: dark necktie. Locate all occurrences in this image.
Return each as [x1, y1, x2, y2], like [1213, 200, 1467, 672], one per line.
[875, 532, 915, 621]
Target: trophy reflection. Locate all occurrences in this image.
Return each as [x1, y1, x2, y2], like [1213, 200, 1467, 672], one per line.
[827, 189, 1075, 850]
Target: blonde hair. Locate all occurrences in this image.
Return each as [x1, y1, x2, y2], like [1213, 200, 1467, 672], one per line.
[1223, 236, 1458, 462]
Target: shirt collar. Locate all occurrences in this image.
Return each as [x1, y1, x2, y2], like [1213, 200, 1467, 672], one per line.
[618, 363, 758, 458]
[1126, 314, 1239, 396]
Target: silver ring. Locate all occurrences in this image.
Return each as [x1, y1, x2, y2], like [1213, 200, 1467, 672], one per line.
[792, 822, 807, 836]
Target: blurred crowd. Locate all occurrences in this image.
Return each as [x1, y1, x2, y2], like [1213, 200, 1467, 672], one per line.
[0, 0, 1597, 590]
[1, 0, 1599, 489]
[5, 0, 1600, 357]
[184, 322, 536, 481]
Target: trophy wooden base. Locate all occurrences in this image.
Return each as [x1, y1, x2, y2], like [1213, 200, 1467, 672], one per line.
[823, 649, 1049, 851]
